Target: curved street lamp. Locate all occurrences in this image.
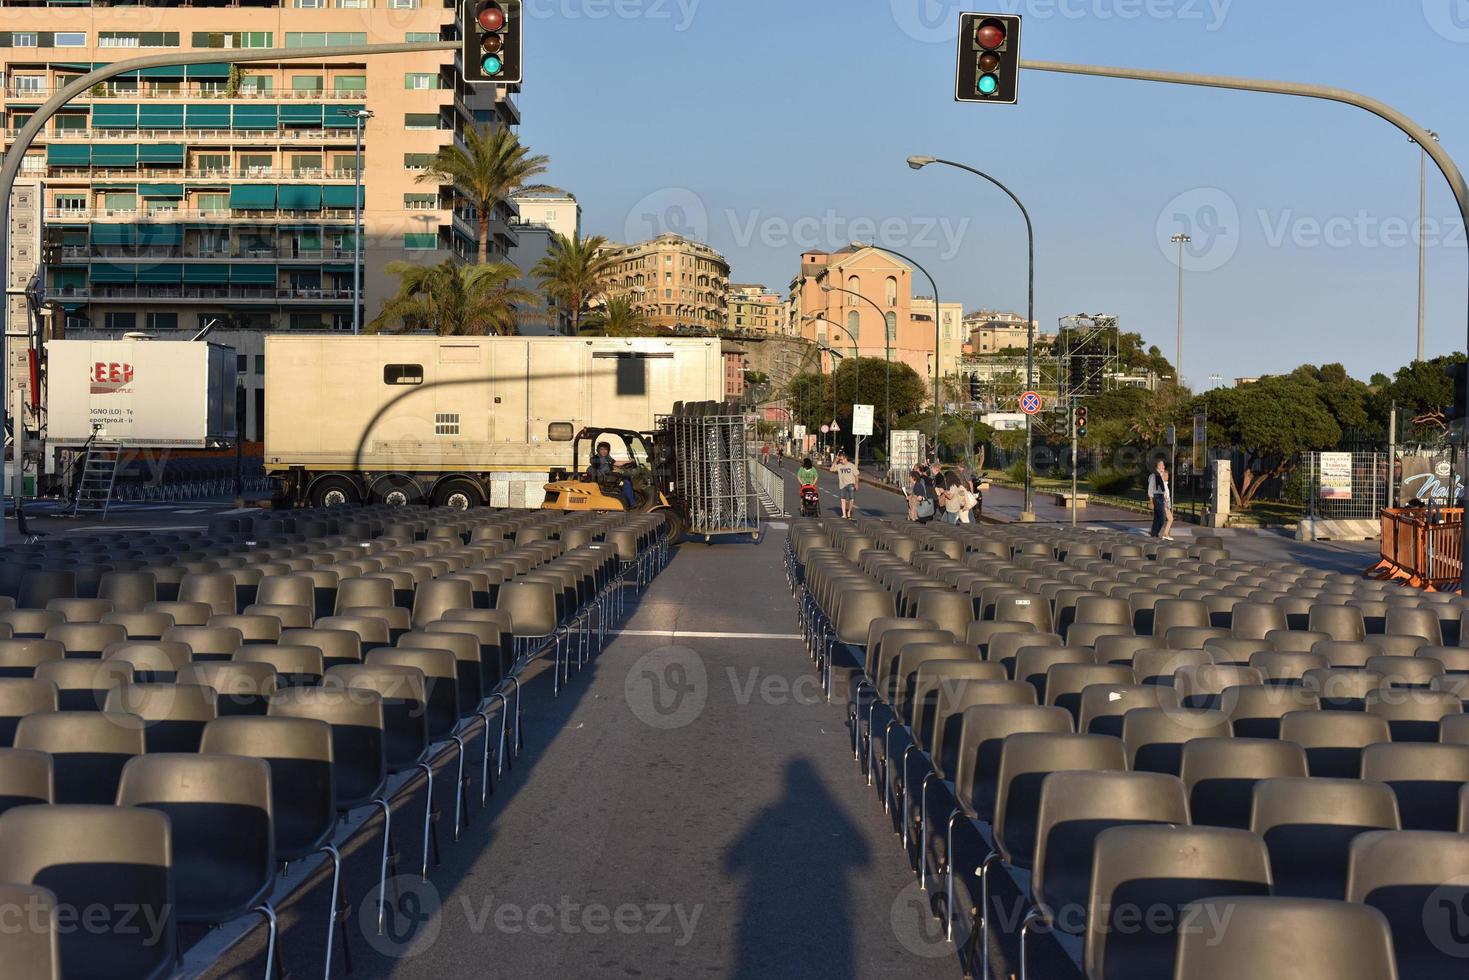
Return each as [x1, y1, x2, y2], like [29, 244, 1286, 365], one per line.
[907, 155, 1037, 519]
[806, 313, 859, 456]
[821, 283, 893, 442]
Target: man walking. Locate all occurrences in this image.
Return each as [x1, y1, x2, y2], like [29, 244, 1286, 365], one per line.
[1148, 458, 1172, 539]
[830, 450, 860, 519]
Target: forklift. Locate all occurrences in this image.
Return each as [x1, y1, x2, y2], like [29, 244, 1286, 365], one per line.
[541, 426, 686, 542]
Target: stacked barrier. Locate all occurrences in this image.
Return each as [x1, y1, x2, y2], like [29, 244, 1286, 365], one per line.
[659, 401, 757, 538]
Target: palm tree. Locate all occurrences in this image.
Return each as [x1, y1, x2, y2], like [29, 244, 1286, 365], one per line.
[585, 294, 654, 337]
[532, 232, 618, 334]
[368, 259, 534, 336]
[417, 125, 557, 265]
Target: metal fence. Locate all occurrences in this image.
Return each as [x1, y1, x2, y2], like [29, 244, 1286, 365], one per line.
[1303, 450, 1388, 521]
[749, 459, 787, 518]
[658, 404, 758, 539]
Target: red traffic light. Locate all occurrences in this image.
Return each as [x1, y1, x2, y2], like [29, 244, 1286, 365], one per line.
[476, 1, 506, 31]
[976, 19, 1006, 49]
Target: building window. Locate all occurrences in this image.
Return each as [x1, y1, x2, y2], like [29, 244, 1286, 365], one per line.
[255, 356, 265, 374]
[291, 154, 323, 175]
[239, 75, 273, 94]
[390, 0, 419, 7]
[54, 193, 85, 211]
[286, 31, 367, 46]
[104, 192, 137, 212]
[193, 31, 272, 48]
[403, 233, 437, 250]
[384, 364, 423, 385]
[103, 312, 136, 331]
[55, 32, 86, 47]
[885, 312, 897, 342]
[292, 0, 325, 8]
[404, 73, 438, 90]
[338, 0, 368, 7]
[53, 114, 84, 132]
[239, 155, 272, 175]
[12, 76, 41, 94]
[404, 112, 438, 130]
[147, 312, 178, 331]
[332, 154, 359, 176]
[885, 276, 898, 307]
[237, 354, 248, 373]
[403, 153, 432, 170]
[333, 74, 366, 94]
[846, 275, 860, 305]
[405, 31, 438, 41]
[291, 75, 324, 92]
[403, 193, 437, 209]
[434, 413, 460, 435]
[11, 33, 36, 48]
[847, 310, 860, 343]
[195, 153, 229, 174]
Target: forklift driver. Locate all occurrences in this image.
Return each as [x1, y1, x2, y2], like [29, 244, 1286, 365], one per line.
[589, 441, 637, 508]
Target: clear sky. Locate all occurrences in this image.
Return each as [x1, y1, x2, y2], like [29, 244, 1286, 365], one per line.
[514, 0, 1467, 386]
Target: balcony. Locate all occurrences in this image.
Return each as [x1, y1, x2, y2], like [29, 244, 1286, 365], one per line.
[9, 85, 370, 102]
[44, 207, 358, 223]
[71, 246, 357, 261]
[34, 167, 362, 181]
[52, 286, 356, 304]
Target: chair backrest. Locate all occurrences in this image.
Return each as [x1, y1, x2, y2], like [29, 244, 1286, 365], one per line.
[267, 685, 385, 811]
[103, 641, 193, 683]
[1251, 776, 1400, 900]
[1360, 742, 1469, 832]
[1085, 824, 1271, 980]
[0, 881, 60, 979]
[1223, 683, 1320, 739]
[13, 711, 145, 804]
[0, 638, 64, 678]
[0, 746, 52, 816]
[1078, 684, 1179, 738]
[1346, 829, 1469, 980]
[327, 664, 429, 773]
[0, 804, 175, 980]
[161, 625, 243, 662]
[200, 715, 334, 861]
[1120, 707, 1231, 775]
[1172, 897, 1399, 980]
[1365, 688, 1462, 743]
[951, 703, 1072, 822]
[1179, 736, 1307, 830]
[993, 732, 1127, 868]
[1279, 710, 1391, 779]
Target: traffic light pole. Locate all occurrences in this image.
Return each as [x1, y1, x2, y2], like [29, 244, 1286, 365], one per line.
[1070, 397, 1078, 528]
[0, 41, 456, 547]
[1020, 57, 1469, 588]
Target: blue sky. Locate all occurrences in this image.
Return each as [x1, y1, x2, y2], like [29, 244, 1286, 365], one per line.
[514, 0, 1468, 386]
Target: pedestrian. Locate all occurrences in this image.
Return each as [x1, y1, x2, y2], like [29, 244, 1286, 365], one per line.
[796, 456, 819, 488]
[956, 474, 979, 524]
[761, 443, 771, 465]
[968, 474, 984, 523]
[1148, 458, 1173, 539]
[830, 450, 859, 519]
[904, 467, 921, 521]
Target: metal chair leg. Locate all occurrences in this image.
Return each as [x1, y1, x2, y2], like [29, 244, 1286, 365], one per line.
[252, 902, 279, 980]
[320, 842, 344, 980]
[374, 798, 393, 936]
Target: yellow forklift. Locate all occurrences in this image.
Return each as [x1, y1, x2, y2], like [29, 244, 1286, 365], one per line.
[541, 426, 686, 541]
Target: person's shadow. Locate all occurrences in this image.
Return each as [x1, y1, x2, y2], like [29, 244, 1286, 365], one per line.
[723, 757, 870, 979]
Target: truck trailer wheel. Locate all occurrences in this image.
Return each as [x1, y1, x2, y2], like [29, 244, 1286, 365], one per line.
[371, 476, 422, 508]
[310, 475, 359, 509]
[433, 479, 483, 511]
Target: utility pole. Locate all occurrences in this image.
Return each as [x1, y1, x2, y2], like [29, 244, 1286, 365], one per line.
[1172, 233, 1190, 386]
[1070, 397, 1078, 527]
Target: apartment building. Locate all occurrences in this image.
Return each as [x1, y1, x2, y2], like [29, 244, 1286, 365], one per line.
[508, 192, 579, 335]
[2, 3, 519, 433]
[911, 295, 965, 386]
[727, 283, 787, 335]
[598, 233, 729, 332]
[965, 310, 1047, 354]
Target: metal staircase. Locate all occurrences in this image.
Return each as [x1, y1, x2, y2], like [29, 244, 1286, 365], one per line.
[73, 441, 123, 518]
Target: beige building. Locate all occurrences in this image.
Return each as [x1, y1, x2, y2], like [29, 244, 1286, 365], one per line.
[911, 296, 965, 388]
[728, 283, 787, 335]
[511, 192, 580, 241]
[964, 311, 1054, 355]
[3, 4, 519, 434]
[509, 192, 580, 335]
[598, 233, 729, 332]
[788, 245, 935, 387]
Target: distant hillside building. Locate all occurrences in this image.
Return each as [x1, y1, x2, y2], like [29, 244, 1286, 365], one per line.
[597, 233, 729, 332]
[728, 284, 788, 335]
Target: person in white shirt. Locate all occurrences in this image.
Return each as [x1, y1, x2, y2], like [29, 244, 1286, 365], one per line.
[1148, 459, 1174, 540]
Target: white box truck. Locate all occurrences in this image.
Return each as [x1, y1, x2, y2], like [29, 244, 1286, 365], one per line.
[44, 338, 238, 448]
[264, 335, 724, 508]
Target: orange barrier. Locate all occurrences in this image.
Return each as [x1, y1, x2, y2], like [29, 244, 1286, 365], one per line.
[1366, 507, 1465, 591]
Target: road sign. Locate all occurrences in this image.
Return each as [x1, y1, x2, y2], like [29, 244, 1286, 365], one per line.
[819, 425, 830, 435]
[1019, 391, 1042, 415]
[793, 424, 806, 442]
[852, 404, 874, 436]
[1192, 412, 1207, 468]
[830, 420, 842, 432]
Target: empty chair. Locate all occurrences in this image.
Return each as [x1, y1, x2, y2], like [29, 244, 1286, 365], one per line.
[13, 711, 145, 804]
[177, 572, 238, 616]
[281, 628, 362, 670]
[1281, 709, 1391, 779]
[162, 625, 242, 662]
[0, 882, 59, 978]
[1163, 626, 1230, 650]
[1121, 707, 1231, 775]
[1367, 688, 1461, 742]
[0, 805, 176, 980]
[1367, 633, 1426, 658]
[1013, 646, 1092, 702]
[1203, 637, 1271, 666]
[1042, 663, 1134, 724]
[412, 577, 475, 628]
[1250, 650, 1327, 686]
[103, 642, 192, 683]
[1151, 599, 1210, 638]
[0, 638, 64, 678]
[1232, 602, 1288, 640]
[233, 644, 326, 687]
[314, 615, 392, 654]
[1093, 634, 1160, 667]
[251, 574, 316, 616]
[101, 612, 175, 642]
[17, 570, 76, 611]
[105, 684, 217, 753]
[0, 610, 65, 639]
[1367, 654, 1444, 689]
[46, 598, 113, 624]
[1252, 776, 1400, 899]
[97, 571, 157, 613]
[988, 632, 1062, 678]
[44, 623, 127, 660]
[208, 614, 282, 646]
[1310, 603, 1367, 642]
[334, 576, 395, 615]
[1173, 663, 1263, 709]
[1303, 666, 1387, 711]
[0, 747, 52, 816]
[144, 601, 214, 628]
[1172, 897, 1398, 980]
[1386, 605, 1443, 646]
[1266, 628, 1331, 654]
[1132, 648, 1210, 686]
[1181, 736, 1308, 829]
[1361, 742, 1469, 831]
[177, 662, 279, 717]
[1225, 683, 1319, 738]
[1084, 824, 1272, 980]
[0, 678, 57, 747]
[1078, 684, 1179, 738]
[34, 659, 131, 712]
[1347, 829, 1469, 980]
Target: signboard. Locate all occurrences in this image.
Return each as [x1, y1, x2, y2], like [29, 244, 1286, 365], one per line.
[1318, 452, 1354, 500]
[1192, 412, 1207, 468]
[792, 424, 806, 442]
[1400, 455, 1466, 505]
[1019, 390, 1042, 415]
[889, 430, 924, 471]
[852, 404, 874, 437]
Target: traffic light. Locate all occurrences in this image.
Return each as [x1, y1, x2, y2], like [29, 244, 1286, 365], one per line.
[969, 376, 981, 400]
[955, 12, 1021, 105]
[1075, 405, 1089, 439]
[1447, 362, 1468, 422]
[462, 0, 522, 85]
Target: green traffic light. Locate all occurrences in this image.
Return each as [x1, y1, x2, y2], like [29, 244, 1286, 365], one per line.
[977, 74, 999, 95]
[481, 53, 504, 75]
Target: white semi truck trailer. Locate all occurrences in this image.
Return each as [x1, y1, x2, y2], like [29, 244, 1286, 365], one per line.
[264, 335, 724, 509]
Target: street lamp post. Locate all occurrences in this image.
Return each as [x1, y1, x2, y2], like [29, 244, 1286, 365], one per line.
[908, 156, 1036, 519]
[852, 241, 944, 468]
[1171, 233, 1190, 386]
[822, 283, 891, 448]
[348, 108, 374, 336]
[807, 314, 859, 458]
[1411, 131, 1440, 363]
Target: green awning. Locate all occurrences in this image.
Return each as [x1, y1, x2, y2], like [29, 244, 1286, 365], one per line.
[46, 144, 90, 165]
[183, 264, 229, 284]
[185, 104, 230, 129]
[278, 185, 323, 210]
[92, 143, 138, 167]
[138, 184, 183, 197]
[138, 104, 184, 129]
[136, 224, 182, 247]
[91, 104, 138, 129]
[322, 264, 354, 275]
[186, 63, 231, 78]
[232, 104, 277, 130]
[229, 185, 276, 209]
[52, 268, 87, 288]
[135, 262, 182, 283]
[322, 185, 362, 208]
[137, 143, 184, 164]
[138, 65, 184, 79]
[89, 262, 137, 284]
[322, 105, 358, 128]
[90, 224, 135, 246]
[230, 264, 277, 285]
[280, 104, 323, 127]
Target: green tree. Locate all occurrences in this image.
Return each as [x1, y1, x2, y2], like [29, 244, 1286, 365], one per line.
[418, 125, 557, 266]
[1197, 376, 1341, 508]
[893, 409, 994, 464]
[368, 259, 533, 336]
[532, 232, 617, 335]
[583, 294, 653, 337]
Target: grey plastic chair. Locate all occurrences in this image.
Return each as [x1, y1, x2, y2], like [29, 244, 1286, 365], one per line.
[1347, 829, 1469, 980]
[1172, 897, 1399, 980]
[1121, 707, 1231, 775]
[1078, 683, 1180, 738]
[1361, 742, 1469, 832]
[1224, 683, 1320, 739]
[0, 746, 52, 817]
[1366, 688, 1462, 743]
[13, 710, 145, 804]
[1280, 709, 1391, 778]
[1251, 776, 1400, 899]
[0, 881, 60, 979]
[1180, 736, 1308, 829]
[104, 683, 218, 753]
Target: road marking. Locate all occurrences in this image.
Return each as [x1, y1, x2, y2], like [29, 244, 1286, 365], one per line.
[767, 521, 789, 530]
[610, 629, 802, 640]
[175, 509, 206, 514]
[219, 507, 260, 515]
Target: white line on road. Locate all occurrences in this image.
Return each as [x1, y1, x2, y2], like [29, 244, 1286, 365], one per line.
[609, 629, 802, 640]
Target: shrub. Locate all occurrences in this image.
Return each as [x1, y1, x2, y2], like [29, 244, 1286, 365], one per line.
[1004, 458, 1028, 484]
[1090, 467, 1136, 495]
